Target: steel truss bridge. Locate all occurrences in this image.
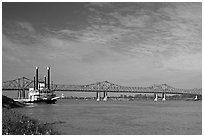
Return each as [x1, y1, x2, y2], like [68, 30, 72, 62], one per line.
[2, 77, 202, 95]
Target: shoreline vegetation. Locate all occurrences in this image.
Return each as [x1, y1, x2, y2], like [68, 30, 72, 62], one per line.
[2, 95, 59, 135]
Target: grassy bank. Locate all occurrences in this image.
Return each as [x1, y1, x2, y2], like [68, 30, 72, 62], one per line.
[2, 95, 59, 135]
[2, 95, 25, 109]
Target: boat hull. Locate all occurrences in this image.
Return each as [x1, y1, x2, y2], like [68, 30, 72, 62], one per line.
[26, 99, 57, 104]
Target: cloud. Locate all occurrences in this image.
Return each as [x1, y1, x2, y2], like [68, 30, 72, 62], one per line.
[163, 53, 202, 71]
[2, 34, 34, 66]
[3, 21, 42, 46]
[3, 21, 126, 65]
[16, 21, 36, 32]
[4, 3, 202, 66]
[51, 2, 201, 73]
[2, 3, 201, 88]
[86, 2, 113, 8]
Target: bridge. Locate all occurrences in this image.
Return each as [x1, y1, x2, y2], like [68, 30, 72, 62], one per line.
[2, 77, 202, 101]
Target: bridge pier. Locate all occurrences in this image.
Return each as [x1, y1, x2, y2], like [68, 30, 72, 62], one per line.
[103, 91, 108, 101]
[18, 91, 21, 99]
[194, 95, 198, 101]
[18, 90, 25, 99]
[154, 93, 158, 101]
[96, 92, 100, 101]
[22, 90, 25, 99]
[162, 92, 166, 101]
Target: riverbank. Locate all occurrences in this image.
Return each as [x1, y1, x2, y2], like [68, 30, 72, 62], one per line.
[2, 95, 25, 108]
[2, 95, 59, 135]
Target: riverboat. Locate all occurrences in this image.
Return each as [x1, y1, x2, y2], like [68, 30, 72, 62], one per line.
[26, 88, 59, 104]
[14, 67, 59, 104]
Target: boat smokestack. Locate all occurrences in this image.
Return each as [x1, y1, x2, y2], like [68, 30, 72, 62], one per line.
[36, 67, 38, 90]
[33, 76, 36, 90]
[44, 75, 46, 88]
[47, 67, 50, 90]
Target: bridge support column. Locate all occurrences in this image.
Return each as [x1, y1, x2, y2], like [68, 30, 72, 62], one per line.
[194, 95, 198, 101]
[154, 93, 158, 101]
[103, 91, 108, 101]
[18, 90, 21, 99]
[96, 92, 100, 101]
[162, 92, 166, 101]
[36, 67, 38, 90]
[18, 90, 24, 99]
[22, 90, 25, 99]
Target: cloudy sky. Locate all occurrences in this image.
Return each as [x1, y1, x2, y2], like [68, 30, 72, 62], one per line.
[2, 2, 202, 88]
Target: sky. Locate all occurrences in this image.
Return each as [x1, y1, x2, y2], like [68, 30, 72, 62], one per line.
[2, 2, 202, 89]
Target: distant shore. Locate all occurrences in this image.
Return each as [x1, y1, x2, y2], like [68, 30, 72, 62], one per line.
[2, 95, 59, 135]
[60, 93, 202, 101]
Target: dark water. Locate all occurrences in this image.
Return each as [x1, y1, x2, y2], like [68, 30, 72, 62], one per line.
[16, 99, 202, 135]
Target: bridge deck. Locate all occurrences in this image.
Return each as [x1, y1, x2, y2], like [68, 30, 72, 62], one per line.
[2, 78, 202, 95]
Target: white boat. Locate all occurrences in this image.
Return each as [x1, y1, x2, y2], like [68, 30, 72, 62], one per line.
[23, 67, 59, 104]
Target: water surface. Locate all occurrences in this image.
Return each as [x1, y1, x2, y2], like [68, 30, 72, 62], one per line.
[16, 99, 202, 135]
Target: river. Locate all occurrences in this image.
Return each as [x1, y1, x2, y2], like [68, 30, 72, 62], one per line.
[15, 99, 201, 135]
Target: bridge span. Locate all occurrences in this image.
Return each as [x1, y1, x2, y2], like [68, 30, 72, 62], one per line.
[2, 77, 202, 101]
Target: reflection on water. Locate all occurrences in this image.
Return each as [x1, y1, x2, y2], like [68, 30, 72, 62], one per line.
[25, 103, 38, 108]
[16, 99, 202, 135]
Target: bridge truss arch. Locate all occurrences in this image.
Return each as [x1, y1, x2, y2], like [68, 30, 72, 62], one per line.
[2, 78, 202, 95]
